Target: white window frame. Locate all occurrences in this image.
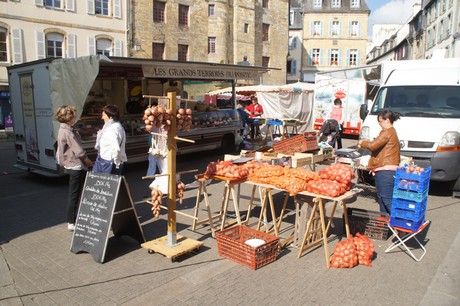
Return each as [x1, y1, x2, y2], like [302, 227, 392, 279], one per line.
[96, 38, 111, 56]
[350, 0, 359, 8]
[331, 21, 340, 36]
[330, 49, 339, 66]
[348, 49, 358, 66]
[312, 48, 320, 65]
[46, 32, 64, 58]
[313, 0, 322, 8]
[313, 21, 322, 36]
[0, 27, 8, 63]
[350, 21, 359, 37]
[332, 0, 341, 8]
[45, 0, 62, 9]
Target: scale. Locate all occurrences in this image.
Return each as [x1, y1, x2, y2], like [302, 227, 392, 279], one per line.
[334, 148, 362, 165]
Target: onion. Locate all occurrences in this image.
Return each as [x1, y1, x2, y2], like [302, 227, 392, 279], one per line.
[178, 108, 185, 115]
[186, 108, 192, 115]
[144, 108, 152, 116]
[145, 124, 153, 132]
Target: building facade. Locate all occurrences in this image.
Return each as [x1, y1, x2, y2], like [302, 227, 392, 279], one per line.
[290, 0, 370, 83]
[0, 0, 128, 128]
[131, 0, 289, 85]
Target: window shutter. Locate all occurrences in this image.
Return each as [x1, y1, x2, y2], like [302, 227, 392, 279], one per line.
[320, 22, 323, 36]
[338, 49, 342, 65]
[114, 0, 122, 18]
[35, 0, 44, 6]
[12, 29, 24, 64]
[329, 22, 332, 36]
[292, 37, 296, 49]
[87, 0, 95, 14]
[292, 60, 297, 75]
[357, 22, 361, 37]
[114, 40, 122, 56]
[357, 50, 361, 65]
[67, 34, 76, 58]
[308, 49, 312, 65]
[35, 31, 45, 59]
[349, 21, 352, 37]
[66, 0, 75, 12]
[338, 22, 342, 36]
[328, 49, 331, 64]
[346, 49, 350, 65]
[319, 49, 323, 65]
[311, 22, 314, 36]
[88, 36, 95, 55]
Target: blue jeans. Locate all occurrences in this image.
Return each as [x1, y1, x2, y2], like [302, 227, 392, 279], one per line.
[374, 170, 396, 215]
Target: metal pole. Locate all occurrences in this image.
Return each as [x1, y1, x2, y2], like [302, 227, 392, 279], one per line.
[167, 92, 177, 246]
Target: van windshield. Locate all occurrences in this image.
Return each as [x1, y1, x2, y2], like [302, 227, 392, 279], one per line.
[370, 86, 460, 118]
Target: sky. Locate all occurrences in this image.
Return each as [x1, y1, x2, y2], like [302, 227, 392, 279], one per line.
[367, 0, 420, 37]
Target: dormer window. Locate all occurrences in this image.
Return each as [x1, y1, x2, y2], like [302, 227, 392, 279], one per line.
[350, 0, 359, 8]
[332, 0, 341, 8]
[313, 0, 322, 8]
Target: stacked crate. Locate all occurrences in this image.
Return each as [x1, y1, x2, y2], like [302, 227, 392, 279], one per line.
[390, 166, 431, 231]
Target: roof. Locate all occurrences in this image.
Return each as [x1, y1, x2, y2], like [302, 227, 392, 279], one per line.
[207, 82, 315, 96]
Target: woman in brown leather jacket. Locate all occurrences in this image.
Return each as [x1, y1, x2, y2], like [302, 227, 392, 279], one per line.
[358, 110, 401, 214]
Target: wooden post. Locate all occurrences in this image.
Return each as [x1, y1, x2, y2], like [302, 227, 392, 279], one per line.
[167, 92, 177, 246]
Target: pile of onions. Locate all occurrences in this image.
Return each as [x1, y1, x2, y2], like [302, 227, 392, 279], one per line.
[150, 187, 163, 218]
[142, 106, 193, 132]
[177, 181, 186, 205]
[176, 108, 193, 131]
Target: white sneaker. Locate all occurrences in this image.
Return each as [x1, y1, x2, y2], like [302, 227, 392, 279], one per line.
[67, 223, 75, 231]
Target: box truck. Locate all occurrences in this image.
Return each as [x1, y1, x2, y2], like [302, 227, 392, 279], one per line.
[7, 56, 269, 176]
[359, 58, 460, 194]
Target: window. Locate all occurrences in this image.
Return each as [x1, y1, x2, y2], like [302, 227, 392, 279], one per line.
[96, 39, 111, 56]
[178, 44, 188, 61]
[0, 27, 7, 62]
[350, 0, 359, 8]
[262, 56, 270, 67]
[46, 33, 63, 58]
[208, 4, 214, 16]
[331, 21, 340, 36]
[289, 11, 294, 26]
[289, 36, 297, 49]
[330, 49, 339, 65]
[332, 0, 341, 8]
[287, 59, 296, 75]
[45, 0, 61, 8]
[313, 21, 321, 35]
[262, 0, 268, 8]
[208, 37, 216, 54]
[179, 5, 189, 26]
[152, 43, 164, 59]
[312, 48, 320, 65]
[95, 0, 109, 16]
[313, 0, 322, 8]
[348, 49, 358, 66]
[153, 1, 165, 23]
[262, 23, 270, 41]
[244, 23, 249, 33]
[350, 21, 359, 36]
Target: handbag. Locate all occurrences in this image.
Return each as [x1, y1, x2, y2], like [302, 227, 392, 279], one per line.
[92, 155, 114, 174]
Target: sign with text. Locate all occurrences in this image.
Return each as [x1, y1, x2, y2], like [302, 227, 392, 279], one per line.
[70, 172, 145, 263]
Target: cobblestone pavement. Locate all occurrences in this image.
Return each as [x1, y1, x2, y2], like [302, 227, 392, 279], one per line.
[0, 138, 459, 306]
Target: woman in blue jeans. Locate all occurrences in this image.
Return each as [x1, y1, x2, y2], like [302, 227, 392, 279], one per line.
[358, 110, 401, 214]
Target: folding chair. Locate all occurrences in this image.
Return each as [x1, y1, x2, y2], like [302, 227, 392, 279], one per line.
[385, 220, 430, 262]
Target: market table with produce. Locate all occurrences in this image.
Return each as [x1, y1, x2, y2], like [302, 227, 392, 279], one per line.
[203, 159, 357, 268]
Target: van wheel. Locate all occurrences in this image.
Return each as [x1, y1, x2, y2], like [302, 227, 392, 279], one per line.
[220, 134, 235, 154]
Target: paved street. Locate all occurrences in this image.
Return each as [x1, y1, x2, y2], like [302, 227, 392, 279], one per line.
[0, 137, 459, 306]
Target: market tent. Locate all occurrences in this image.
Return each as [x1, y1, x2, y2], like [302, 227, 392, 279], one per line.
[208, 82, 316, 132]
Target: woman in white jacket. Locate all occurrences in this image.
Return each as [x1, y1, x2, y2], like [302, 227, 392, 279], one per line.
[93, 104, 127, 175]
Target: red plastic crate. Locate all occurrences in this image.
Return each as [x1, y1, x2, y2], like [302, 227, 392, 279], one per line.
[216, 225, 279, 270]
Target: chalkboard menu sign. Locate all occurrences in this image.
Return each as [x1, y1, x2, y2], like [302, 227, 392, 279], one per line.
[70, 172, 145, 263]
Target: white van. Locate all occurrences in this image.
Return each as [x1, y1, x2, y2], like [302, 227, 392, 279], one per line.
[360, 58, 460, 193]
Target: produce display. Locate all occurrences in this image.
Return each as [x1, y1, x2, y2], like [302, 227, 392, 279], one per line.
[143, 105, 193, 132]
[149, 187, 163, 218]
[330, 233, 375, 268]
[203, 159, 354, 197]
[205, 160, 263, 180]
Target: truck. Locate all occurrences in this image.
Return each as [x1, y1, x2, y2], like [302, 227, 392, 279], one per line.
[313, 66, 380, 136]
[7, 55, 270, 177]
[359, 58, 460, 195]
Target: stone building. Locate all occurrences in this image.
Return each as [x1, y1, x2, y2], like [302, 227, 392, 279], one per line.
[289, 0, 370, 83]
[131, 0, 289, 85]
